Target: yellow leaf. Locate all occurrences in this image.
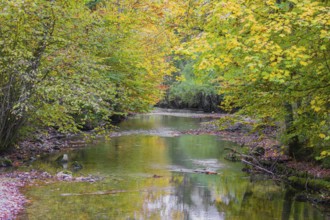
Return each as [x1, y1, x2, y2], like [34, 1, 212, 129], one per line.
[319, 133, 326, 139]
[300, 61, 308, 66]
[321, 150, 329, 156]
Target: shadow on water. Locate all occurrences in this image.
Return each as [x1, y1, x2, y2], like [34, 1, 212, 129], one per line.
[25, 111, 328, 219]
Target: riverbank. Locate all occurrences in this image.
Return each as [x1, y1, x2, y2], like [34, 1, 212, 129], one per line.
[0, 169, 102, 219]
[186, 126, 330, 178]
[0, 128, 94, 168]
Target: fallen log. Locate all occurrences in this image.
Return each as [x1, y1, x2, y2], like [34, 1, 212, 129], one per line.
[241, 159, 275, 176]
[193, 170, 218, 175]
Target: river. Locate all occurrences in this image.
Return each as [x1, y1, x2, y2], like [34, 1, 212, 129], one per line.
[22, 110, 327, 219]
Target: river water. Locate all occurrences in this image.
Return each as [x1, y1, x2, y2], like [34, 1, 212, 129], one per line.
[24, 110, 327, 219]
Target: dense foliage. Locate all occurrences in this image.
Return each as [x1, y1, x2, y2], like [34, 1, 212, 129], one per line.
[0, 0, 176, 150]
[177, 0, 330, 159]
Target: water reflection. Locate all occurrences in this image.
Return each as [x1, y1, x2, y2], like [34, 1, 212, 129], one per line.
[25, 113, 327, 220]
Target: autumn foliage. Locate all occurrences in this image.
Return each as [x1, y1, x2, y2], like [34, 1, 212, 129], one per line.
[0, 0, 329, 160]
[0, 0, 176, 150]
[177, 0, 330, 158]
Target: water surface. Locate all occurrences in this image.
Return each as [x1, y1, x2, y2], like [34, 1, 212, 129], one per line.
[24, 110, 327, 219]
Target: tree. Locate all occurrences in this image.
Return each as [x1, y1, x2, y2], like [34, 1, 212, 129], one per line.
[178, 0, 330, 158]
[0, 0, 177, 151]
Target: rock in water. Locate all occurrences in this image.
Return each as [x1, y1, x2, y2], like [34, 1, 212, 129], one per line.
[61, 154, 68, 163]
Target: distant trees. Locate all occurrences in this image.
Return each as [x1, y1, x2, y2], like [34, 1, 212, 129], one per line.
[158, 59, 223, 112]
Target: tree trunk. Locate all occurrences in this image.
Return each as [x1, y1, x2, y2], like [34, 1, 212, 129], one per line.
[284, 102, 302, 158]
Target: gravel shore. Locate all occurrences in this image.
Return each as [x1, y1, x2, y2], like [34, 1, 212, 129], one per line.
[0, 178, 25, 220]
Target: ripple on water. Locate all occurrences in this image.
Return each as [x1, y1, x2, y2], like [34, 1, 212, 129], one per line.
[191, 159, 225, 169]
[110, 129, 181, 137]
